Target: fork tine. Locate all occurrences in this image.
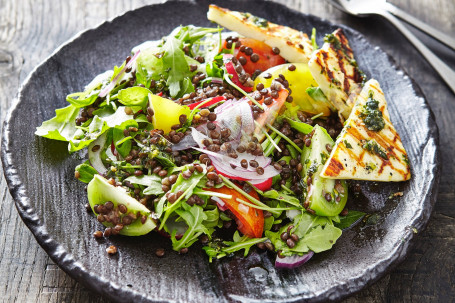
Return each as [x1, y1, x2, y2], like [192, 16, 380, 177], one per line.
[324, 0, 349, 14]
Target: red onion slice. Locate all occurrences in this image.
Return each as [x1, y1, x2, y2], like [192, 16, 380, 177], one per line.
[210, 77, 223, 84]
[275, 251, 314, 269]
[88, 133, 108, 175]
[214, 99, 255, 138]
[171, 135, 197, 151]
[250, 177, 273, 191]
[211, 196, 228, 211]
[210, 156, 278, 181]
[99, 50, 141, 98]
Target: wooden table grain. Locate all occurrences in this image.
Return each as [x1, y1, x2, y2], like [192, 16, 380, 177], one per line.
[0, 0, 453, 302]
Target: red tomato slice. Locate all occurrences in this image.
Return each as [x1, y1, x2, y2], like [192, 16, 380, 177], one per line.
[223, 54, 253, 92]
[187, 96, 226, 110]
[223, 38, 286, 75]
[248, 85, 289, 138]
[208, 186, 264, 238]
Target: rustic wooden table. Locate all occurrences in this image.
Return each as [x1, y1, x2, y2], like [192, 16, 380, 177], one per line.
[0, 0, 453, 302]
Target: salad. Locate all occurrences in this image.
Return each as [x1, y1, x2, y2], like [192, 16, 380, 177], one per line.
[35, 5, 411, 268]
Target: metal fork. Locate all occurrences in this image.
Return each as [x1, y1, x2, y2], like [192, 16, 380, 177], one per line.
[326, 0, 455, 95]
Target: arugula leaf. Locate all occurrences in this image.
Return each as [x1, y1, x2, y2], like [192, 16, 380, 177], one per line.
[66, 92, 98, 108]
[162, 36, 191, 98]
[335, 210, 366, 229]
[69, 116, 110, 152]
[112, 120, 138, 158]
[35, 105, 79, 141]
[178, 77, 195, 98]
[222, 236, 266, 257]
[124, 174, 164, 195]
[203, 231, 267, 262]
[124, 174, 162, 186]
[136, 48, 164, 80]
[206, 54, 224, 78]
[171, 205, 210, 251]
[117, 87, 151, 107]
[173, 25, 222, 45]
[203, 207, 220, 228]
[261, 189, 302, 208]
[264, 216, 275, 231]
[75, 162, 98, 183]
[157, 164, 207, 223]
[98, 106, 135, 128]
[143, 182, 165, 195]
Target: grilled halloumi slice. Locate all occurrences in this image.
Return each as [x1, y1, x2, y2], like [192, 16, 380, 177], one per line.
[308, 29, 364, 120]
[320, 79, 411, 181]
[207, 5, 313, 63]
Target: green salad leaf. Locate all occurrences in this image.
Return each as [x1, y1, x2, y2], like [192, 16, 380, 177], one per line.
[75, 162, 98, 183]
[117, 87, 151, 107]
[171, 204, 210, 251]
[335, 210, 366, 229]
[266, 212, 342, 256]
[35, 105, 79, 142]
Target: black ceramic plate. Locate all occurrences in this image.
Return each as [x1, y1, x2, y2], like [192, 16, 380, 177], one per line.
[1, 0, 440, 302]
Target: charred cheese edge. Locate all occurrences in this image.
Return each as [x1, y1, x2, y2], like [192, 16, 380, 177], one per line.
[320, 79, 411, 181]
[207, 5, 313, 63]
[308, 29, 364, 120]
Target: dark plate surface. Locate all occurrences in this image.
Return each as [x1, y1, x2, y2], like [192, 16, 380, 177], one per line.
[1, 0, 440, 302]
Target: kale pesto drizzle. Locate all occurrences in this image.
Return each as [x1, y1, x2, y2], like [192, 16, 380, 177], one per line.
[360, 91, 385, 132]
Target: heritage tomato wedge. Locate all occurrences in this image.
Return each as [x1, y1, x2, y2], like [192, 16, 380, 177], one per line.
[209, 186, 264, 238]
[223, 37, 286, 75]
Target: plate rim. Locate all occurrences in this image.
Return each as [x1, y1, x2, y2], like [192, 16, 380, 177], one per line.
[1, 0, 441, 302]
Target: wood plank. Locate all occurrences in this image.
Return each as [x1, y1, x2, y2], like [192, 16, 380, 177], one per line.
[0, 0, 453, 302]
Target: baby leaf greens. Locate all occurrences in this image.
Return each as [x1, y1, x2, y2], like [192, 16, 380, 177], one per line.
[35, 5, 383, 270]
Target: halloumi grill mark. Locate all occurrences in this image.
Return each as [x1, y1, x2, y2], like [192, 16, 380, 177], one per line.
[207, 5, 313, 63]
[308, 29, 365, 120]
[320, 79, 411, 182]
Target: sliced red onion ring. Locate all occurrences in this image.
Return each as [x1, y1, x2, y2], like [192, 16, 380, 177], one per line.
[210, 77, 223, 84]
[211, 196, 228, 211]
[275, 251, 314, 269]
[191, 127, 270, 168]
[215, 99, 254, 138]
[210, 156, 278, 181]
[250, 177, 273, 191]
[88, 133, 108, 175]
[99, 50, 141, 98]
[171, 135, 197, 151]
